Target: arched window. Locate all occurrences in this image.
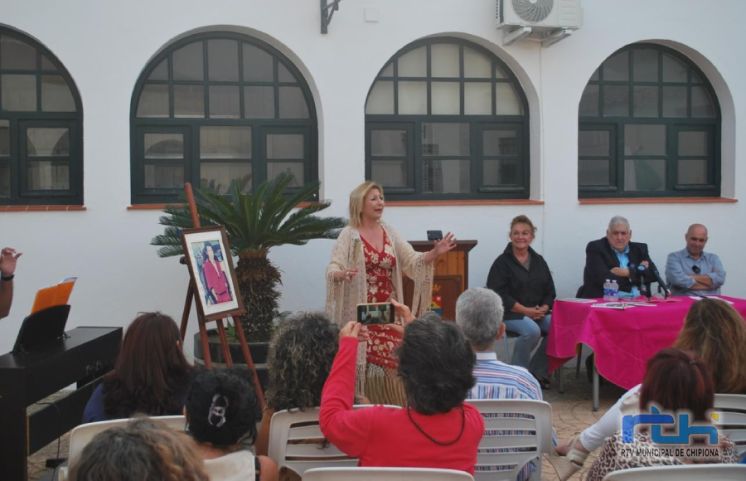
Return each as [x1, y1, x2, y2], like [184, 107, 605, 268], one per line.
[130, 32, 317, 203]
[578, 44, 720, 197]
[365, 38, 529, 199]
[0, 28, 82, 205]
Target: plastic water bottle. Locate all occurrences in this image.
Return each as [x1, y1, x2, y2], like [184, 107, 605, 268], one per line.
[603, 279, 612, 301]
[610, 279, 619, 301]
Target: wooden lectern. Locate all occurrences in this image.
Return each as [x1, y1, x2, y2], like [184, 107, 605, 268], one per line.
[404, 240, 477, 320]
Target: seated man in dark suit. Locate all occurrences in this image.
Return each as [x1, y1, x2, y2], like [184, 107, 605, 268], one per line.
[578, 216, 658, 298]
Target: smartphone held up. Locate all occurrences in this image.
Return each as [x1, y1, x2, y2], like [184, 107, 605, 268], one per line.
[356, 302, 394, 325]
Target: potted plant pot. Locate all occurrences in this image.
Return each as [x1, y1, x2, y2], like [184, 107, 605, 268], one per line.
[193, 330, 270, 390]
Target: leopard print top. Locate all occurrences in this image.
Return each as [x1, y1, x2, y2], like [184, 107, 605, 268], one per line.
[585, 431, 738, 481]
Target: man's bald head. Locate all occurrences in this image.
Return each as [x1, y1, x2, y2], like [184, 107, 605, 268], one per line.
[685, 224, 708, 258]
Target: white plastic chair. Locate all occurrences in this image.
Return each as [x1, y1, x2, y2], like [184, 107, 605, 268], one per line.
[466, 399, 553, 481]
[57, 415, 187, 481]
[601, 464, 746, 481]
[268, 405, 400, 478]
[713, 393, 746, 458]
[302, 466, 474, 481]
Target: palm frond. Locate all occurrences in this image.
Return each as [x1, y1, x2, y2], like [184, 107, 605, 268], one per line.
[151, 173, 347, 257]
[150, 174, 347, 340]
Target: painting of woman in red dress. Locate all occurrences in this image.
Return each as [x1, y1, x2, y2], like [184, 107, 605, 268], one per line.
[201, 243, 233, 304]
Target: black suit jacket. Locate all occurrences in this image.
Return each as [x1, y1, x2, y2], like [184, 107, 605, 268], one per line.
[578, 237, 656, 298]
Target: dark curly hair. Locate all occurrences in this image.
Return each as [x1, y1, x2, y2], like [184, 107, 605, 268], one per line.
[266, 312, 338, 411]
[397, 318, 475, 414]
[185, 367, 259, 447]
[69, 418, 208, 481]
[103, 312, 192, 418]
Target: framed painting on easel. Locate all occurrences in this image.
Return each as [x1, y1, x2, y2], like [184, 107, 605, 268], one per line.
[181, 227, 245, 320]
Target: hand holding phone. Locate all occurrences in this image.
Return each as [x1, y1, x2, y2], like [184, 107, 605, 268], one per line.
[390, 299, 415, 325]
[356, 302, 394, 325]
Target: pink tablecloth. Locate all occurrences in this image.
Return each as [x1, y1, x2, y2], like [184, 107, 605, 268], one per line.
[547, 296, 746, 390]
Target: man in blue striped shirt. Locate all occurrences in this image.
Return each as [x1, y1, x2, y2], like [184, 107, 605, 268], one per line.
[456, 287, 545, 481]
[456, 287, 542, 401]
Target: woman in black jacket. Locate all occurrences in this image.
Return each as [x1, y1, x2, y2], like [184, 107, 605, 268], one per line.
[486, 215, 556, 388]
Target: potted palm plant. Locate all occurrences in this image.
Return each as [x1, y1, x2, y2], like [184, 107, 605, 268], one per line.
[151, 173, 346, 347]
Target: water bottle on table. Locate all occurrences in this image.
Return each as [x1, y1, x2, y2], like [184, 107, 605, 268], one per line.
[610, 279, 619, 301]
[603, 279, 612, 301]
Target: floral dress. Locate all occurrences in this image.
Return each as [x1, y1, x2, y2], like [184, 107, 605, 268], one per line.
[360, 231, 407, 405]
[361, 231, 401, 370]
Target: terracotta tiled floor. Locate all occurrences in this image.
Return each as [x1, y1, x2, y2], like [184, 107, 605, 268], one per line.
[541, 366, 626, 480]
[27, 365, 627, 481]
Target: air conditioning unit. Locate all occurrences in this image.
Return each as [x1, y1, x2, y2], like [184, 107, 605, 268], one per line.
[497, 0, 583, 30]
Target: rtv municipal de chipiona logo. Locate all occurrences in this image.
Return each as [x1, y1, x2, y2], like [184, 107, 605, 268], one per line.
[620, 404, 724, 459]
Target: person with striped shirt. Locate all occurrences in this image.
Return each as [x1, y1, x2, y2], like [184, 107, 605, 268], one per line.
[456, 287, 542, 401]
[455, 287, 545, 481]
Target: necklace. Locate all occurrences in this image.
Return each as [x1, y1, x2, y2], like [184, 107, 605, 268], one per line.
[406, 405, 465, 446]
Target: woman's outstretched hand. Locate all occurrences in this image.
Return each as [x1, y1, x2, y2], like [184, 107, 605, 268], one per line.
[423, 232, 457, 263]
[430, 232, 457, 258]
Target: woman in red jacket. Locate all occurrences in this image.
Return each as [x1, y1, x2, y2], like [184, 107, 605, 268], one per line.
[319, 315, 483, 474]
[202, 243, 232, 304]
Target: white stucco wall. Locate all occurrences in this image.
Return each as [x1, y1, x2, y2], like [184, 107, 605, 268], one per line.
[0, 0, 743, 355]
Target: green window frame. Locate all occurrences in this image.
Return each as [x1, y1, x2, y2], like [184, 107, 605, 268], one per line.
[578, 44, 720, 198]
[365, 38, 529, 200]
[130, 32, 317, 204]
[0, 29, 83, 205]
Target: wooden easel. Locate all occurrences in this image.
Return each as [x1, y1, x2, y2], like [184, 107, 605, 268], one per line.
[178, 182, 266, 409]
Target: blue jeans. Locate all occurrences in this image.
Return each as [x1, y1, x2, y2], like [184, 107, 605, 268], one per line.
[504, 314, 551, 377]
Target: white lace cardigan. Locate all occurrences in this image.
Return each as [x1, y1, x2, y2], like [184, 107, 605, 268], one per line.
[325, 223, 434, 327]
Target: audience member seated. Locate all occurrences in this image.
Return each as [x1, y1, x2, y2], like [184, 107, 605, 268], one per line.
[556, 298, 746, 479]
[255, 312, 338, 456]
[456, 287, 544, 481]
[456, 287, 542, 400]
[675, 298, 746, 393]
[68, 418, 208, 481]
[486, 215, 555, 388]
[578, 215, 659, 298]
[83, 312, 193, 422]
[185, 368, 278, 481]
[585, 348, 738, 481]
[666, 223, 726, 296]
[319, 317, 483, 474]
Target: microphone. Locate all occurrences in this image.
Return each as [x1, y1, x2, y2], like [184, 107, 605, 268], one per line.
[631, 263, 650, 298]
[627, 262, 645, 286]
[629, 262, 669, 298]
[648, 263, 670, 298]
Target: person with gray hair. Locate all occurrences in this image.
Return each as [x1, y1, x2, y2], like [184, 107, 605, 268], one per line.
[455, 288, 541, 400]
[456, 287, 504, 350]
[68, 418, 209, 481]
[456, 287, 543, 481]
[577, 215, 658, 298]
